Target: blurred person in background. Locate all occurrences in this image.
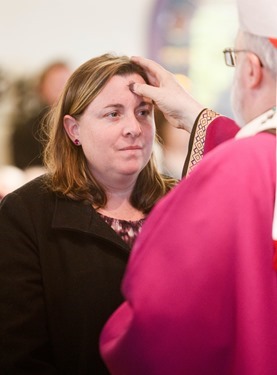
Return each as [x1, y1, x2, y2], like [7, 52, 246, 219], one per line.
[100, 0, 277, 374]
[9, 60, 71, 170]
[0, 53, 179, 374]
[0, 165, 25, 201]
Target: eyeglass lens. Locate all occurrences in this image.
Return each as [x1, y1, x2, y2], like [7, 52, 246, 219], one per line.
[224, 50, 235, 67]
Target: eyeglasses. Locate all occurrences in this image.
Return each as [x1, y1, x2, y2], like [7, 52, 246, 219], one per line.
[223, 48, 263, 67]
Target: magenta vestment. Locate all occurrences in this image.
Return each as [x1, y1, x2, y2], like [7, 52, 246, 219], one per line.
[100, 118, 277, 375]
[204, 116, 239, 152]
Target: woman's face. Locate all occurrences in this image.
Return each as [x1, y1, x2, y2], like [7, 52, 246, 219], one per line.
[64, 73, 155, 188]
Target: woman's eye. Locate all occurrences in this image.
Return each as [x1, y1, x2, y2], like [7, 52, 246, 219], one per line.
[107, 111, 118, 118]
[138, 109, 150, 117]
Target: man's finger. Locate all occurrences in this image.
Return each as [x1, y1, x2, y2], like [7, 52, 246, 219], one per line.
[131, 56, 165, 86]
[129, 82, 159, 102]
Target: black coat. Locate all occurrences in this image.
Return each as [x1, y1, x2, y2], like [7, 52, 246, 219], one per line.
[0, 175, 130, 374]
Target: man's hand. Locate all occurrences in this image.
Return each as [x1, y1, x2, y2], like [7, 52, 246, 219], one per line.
[130, 56, 204, 133]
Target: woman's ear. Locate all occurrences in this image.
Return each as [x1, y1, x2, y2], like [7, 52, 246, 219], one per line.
[64, 115, 80, 143]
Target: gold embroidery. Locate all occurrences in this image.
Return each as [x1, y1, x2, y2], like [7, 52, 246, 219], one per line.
[183, 109, 220, 176]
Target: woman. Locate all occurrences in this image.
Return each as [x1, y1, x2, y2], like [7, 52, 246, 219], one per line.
[0, 54, 177, 374]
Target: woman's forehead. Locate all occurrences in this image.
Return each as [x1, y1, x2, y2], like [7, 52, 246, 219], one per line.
[83, 73, 151, 113]
[94, 74, 146, 101]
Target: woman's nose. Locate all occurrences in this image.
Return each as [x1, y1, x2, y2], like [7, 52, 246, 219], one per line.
[123, 115, 142, 137]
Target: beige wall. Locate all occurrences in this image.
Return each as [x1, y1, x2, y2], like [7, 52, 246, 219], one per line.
[0, 0, 153, 74]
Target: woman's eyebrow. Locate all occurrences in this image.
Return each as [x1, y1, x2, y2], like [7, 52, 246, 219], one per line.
[139, 100, 153, 107]
[103, 103, 124, 109]
[103, 101, 152, 109]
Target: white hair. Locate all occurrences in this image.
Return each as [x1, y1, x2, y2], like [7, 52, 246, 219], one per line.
[241, 30, 277, 76]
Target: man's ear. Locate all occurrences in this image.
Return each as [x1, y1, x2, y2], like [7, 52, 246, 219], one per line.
[63, 115, 80, 143]
[247, 52, 263, 89]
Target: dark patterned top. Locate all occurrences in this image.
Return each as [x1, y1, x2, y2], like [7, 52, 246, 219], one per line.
[98, 213, 146, 247]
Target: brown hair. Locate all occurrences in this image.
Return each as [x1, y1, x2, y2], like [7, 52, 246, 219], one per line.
[43, 53, 177, 213]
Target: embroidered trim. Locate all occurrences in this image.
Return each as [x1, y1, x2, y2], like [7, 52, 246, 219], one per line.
[182, 108, 220, 176]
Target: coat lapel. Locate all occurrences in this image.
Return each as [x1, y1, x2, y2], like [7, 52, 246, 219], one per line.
[52, 196, 130, 252]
